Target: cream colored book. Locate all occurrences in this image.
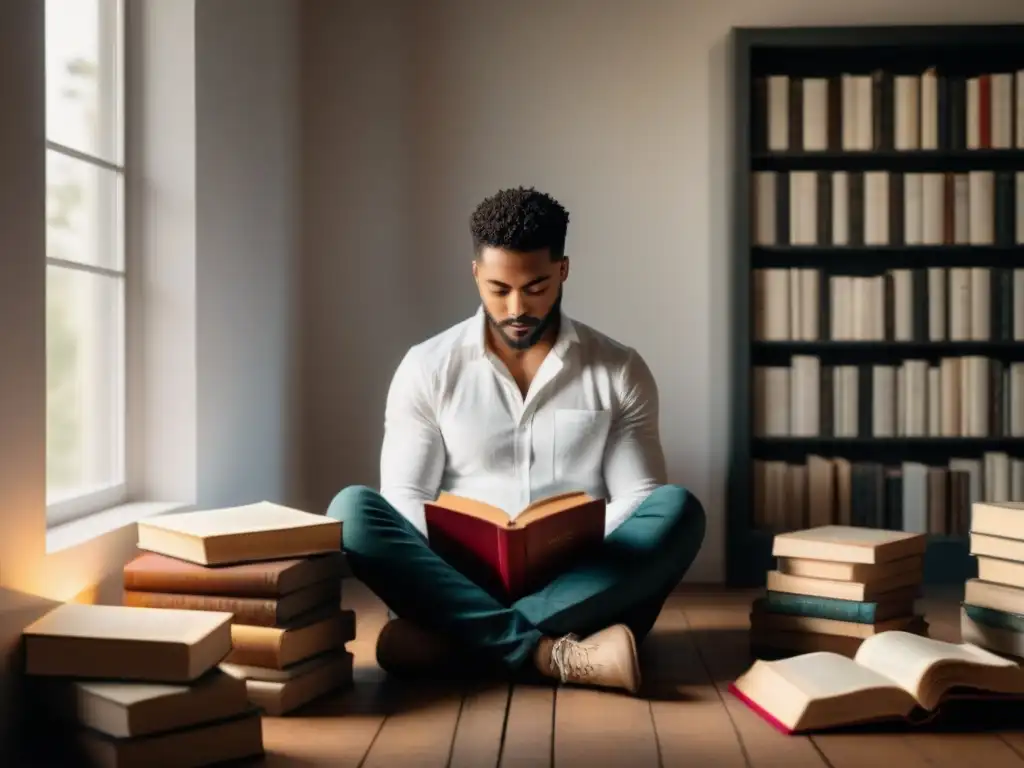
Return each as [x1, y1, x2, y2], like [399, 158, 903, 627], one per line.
[22, 603, 232, 682]
[730, 631, 1024, 734]
[81, 709, 264, 768]
[777, 554, 923, 582]
[137, 501, 341, 566]
[766, 567, 922, 601]
[73, 669, 249, 738]
[226, 607, 355, 669]
[971, 502, 1024, 541]
[772, 526, 927, 564]
[244, 651, 353, 716]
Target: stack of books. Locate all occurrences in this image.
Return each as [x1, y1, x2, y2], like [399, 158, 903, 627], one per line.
[123, 501, 356, 716]
[21, 602, 263, 767]
[960, 501, 1024, 658]
[749, 526, 929, 658]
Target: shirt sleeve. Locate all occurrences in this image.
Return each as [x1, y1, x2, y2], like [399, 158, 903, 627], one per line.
[378, 349, 446, 536]
[602, 348, 668, 535]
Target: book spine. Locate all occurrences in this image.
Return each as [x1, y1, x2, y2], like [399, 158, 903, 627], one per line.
[964, 603, 1024, 633]
[763, 591, 881, 623]
[123, 590, 279, 626]
[504, 528, 528, 601]
[122, 570, 281, 598]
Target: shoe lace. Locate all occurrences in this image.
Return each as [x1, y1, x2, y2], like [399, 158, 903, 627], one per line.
[550, 634, 596, 683]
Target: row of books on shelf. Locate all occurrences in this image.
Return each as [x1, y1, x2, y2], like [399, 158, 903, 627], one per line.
[752, 69, 1024, 153]
[754, 266, 1024, 342]
[18, 501, 352, 767]
[750, 453, 1019, 535]
[732, 516, 1024, 734]
[751, 170, 1024, 247]
[753, 355, 1024, 438]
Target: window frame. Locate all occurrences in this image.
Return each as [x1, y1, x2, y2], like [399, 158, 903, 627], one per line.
[44, 0, 130, 529]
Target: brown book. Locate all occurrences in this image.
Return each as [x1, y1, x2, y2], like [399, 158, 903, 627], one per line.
[424, 490, 605, 601]
[731, 631, 1024, 734]
[22, 603, 232, 683]
[72, 669, 249, 739]
[81, 709, 264, 768]
[123, 578, 341, 626]
[750, 627, 866, 659]
[242, 652, 354, 716]
[123, 551, 346, 597]
[136, 501, 341, 566]
[226, 607, 355, 669]
[772, 526, 927, 564]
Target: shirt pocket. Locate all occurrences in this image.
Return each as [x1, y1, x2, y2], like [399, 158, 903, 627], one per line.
[553, 409, 612, 484]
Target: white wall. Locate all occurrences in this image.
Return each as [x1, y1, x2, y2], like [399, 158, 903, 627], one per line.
[0, 0, 300, 601]
[301, 0, 1024, 582]
[195, 0, 301, 508]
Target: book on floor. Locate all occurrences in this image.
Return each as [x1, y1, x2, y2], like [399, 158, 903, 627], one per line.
[71, 669, 250, 739]
[81, 709, 264, 768]
[226, 606, 355, 669]
[136, 501, 341, 566]
[123, 551, 346, 597]
[233, 652, 354, 716]
[730, 630, 1024, 734]
[424, 490, 605, 601]
[21, 603, 233, 682]
[772, 526, 927, 564]
[123, 578, 342, 626]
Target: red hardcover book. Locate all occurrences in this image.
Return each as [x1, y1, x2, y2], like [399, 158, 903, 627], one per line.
[979, 73, 992, 148]
[424, 491, 605, 602]
[728, 629, 1024, 734]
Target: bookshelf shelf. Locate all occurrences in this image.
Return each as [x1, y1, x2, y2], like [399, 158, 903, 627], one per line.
[752, 149, 1024, 172]
[727, 24, 1024, 588]
[754, 245, 1024, 271]
[753, 340, 1024, 365]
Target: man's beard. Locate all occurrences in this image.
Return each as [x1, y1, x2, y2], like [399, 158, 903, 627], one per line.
[485, 288, 562, 351]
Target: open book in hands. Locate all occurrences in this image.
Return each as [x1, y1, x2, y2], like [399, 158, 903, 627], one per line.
[424, 490, 605, 602]
[729, 630, 1024, 734]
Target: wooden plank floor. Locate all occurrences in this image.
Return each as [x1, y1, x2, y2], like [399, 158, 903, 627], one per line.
[260, 581, 1024, 767]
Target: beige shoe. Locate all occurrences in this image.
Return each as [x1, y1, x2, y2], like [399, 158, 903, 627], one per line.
[546, 624, 641, 695]
[375, 618, 455, 676]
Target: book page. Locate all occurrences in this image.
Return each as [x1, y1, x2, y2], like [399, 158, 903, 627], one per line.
[768, 651, 904, 699]
[431, 493, 511, 526]
[854, 631, 1021, 709]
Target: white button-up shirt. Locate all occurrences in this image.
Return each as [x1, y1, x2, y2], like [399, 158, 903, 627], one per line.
[379, 307, 667, 537]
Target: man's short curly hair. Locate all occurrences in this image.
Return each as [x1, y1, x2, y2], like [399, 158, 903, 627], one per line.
[469, 186, 570, 260]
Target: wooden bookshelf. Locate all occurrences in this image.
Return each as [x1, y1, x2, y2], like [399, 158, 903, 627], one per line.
[728, 24, 1024, 587]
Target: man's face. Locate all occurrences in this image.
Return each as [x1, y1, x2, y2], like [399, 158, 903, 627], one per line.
[473, 246, 568, 351]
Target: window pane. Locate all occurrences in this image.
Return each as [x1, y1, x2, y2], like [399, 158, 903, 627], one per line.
[45, 0, 123, 165]
[46, 150, 124, 271]
[47, 266, 125, 504]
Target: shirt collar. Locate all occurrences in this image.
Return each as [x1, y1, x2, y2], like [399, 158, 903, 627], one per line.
[462, 305, 579, 358]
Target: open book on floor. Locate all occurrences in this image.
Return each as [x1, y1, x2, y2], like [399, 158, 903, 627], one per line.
[729, 630, 1024, 734]
[424, 491, 605, 602]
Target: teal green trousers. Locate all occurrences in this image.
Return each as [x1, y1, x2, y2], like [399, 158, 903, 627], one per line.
[327, 484, 706, 672]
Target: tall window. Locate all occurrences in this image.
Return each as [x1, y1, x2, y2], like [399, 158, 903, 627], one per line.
[44, 0, 126, 526]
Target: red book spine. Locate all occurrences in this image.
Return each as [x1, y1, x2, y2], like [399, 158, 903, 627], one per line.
[979, 74, 992, 148]
[502, 529, 528, 601]
[727, 683, 795, 735]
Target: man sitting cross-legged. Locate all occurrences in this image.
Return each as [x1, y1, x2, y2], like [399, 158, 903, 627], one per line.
[327, 187, 706, 695]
